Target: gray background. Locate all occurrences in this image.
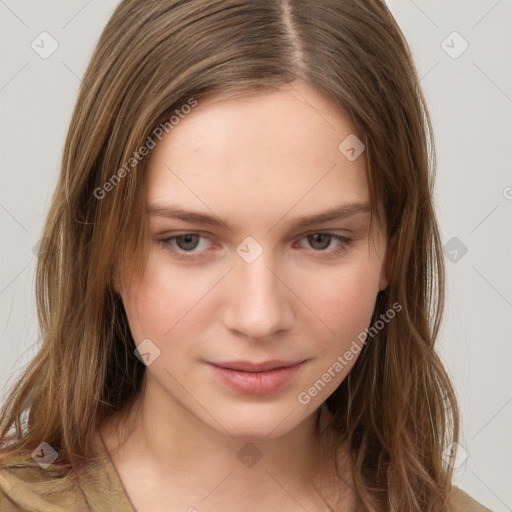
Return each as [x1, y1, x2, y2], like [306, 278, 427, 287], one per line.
[0, 0, 510, 510]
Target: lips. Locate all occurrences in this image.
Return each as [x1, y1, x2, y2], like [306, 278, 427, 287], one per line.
[210, 360, 304, 372]
[206, 359, 305, 395]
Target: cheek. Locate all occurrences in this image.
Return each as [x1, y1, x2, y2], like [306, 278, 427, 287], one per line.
[120, 251, 210, 342]
[292, 262, 381, 404]
[297, 258, 382, 349]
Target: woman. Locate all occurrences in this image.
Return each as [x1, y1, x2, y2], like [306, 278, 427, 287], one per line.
[0, 0, 492, 510]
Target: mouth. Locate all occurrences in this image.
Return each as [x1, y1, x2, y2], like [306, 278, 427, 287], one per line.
[209, 360, 305, 372]
[206, 359, 306, 395]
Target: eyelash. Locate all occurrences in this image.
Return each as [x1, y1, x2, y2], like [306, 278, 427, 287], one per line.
[157, 232, 353, 261]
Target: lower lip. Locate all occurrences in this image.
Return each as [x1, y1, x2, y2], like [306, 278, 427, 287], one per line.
[207, 362, 303, 395]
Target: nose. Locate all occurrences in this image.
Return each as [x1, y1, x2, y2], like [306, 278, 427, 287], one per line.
[222, 253, 295, 340]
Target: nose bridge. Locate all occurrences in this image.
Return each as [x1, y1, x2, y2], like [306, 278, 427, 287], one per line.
[223, 246, 293, 339]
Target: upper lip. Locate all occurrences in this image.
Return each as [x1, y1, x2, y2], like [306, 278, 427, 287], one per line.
[209, 360, 304, 372]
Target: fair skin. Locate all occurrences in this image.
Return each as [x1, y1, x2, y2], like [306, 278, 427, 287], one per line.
[101, 81, 390, 512]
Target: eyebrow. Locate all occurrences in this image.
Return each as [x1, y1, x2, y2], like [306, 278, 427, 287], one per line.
[147, 201, 371, 232]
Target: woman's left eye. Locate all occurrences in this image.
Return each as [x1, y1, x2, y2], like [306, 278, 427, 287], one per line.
[295, 233, 352, 255]
[158, 232, 352, 260]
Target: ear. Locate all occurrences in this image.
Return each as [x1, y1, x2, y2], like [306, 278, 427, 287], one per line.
[378, 233, 397, 292]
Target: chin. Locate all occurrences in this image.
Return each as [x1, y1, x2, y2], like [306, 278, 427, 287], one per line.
[210, 403, 311, 441]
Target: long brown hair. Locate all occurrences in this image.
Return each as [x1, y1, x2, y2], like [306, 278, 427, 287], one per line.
[0, 1, 459, 510]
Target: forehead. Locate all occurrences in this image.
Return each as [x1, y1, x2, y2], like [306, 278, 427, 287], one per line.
[145, 83, 370, 228]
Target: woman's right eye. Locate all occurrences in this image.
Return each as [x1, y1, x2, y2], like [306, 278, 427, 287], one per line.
[158, 233, 214, 260]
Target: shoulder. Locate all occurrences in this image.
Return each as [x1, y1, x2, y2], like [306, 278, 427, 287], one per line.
[450, 485, 493, 512]
[0, 459, 82, 512]
[1, 431, 135, 512]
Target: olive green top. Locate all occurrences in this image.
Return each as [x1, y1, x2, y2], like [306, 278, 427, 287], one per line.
[0, 432, 492, 511]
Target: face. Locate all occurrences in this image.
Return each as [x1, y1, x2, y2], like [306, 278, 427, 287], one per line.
[115, 81, 389, 440]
